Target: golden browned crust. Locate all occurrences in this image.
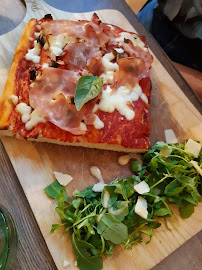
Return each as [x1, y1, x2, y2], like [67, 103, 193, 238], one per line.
[0, 19, 37, 130]
[0, 129, 146, 153]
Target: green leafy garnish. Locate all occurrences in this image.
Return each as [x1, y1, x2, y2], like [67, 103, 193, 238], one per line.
[74, 76, 103, 111]
[44, 140, 201, 270]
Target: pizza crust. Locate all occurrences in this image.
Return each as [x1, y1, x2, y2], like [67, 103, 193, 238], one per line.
[0, 19, 37, 130]
[0, 129, 146, 153]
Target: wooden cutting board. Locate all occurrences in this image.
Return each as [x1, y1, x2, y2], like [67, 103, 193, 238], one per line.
[0, 1, 201, 269]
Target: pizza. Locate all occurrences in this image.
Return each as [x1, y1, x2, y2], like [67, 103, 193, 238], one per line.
[0, 13, 153, 152]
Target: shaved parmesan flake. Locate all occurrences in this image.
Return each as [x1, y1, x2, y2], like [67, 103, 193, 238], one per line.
[135, 196, 148, 219]
[25, 40, 41, 63]
[190, 161, 202, 176]
[9, 95, 18, 105]
[63, 260, 69, 267]
[54, 171, 73, 186]
[93, 183, 106, 192]
[134, 181, 150, 194]
[16, 103, 31, 123]
[185, 139, 201, 158]
[25, 108, 46, 130]
[165, 129, 178, 144]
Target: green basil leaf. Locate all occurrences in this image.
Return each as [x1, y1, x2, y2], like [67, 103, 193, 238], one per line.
[97, 213, 128, 244]
[75, 76, 103, 111]
[72, 233, 103, 270]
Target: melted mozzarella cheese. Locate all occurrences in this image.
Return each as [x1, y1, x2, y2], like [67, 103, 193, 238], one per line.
[135, 196, 148, 219]
[134, 181, 150, 194]
[25, 40, 41, 63]
[102, 52, 119, 71]
[42, 63, 49, 69]
[9, 95, 18, 105]
[25, 108, 46, 130]
[99, 84, 143, 120]
[116, 32, 147, 51]
[114, 47, 124, 54]
[80, 122, 87, 132]
[48, 33, 76, 56]
[140, 93, 148, 104]
[93, 115, 104, 129]
[100, 71, 114, 85]
[16, 103, 32, 123]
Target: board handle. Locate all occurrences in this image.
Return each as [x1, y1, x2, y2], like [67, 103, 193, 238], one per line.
[23, 0, 72, 22]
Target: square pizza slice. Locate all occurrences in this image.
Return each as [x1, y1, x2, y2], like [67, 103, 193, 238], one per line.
[0, 13, 153, 152]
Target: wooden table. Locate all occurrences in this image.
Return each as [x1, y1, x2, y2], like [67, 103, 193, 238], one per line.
[0, 1, 201, 269]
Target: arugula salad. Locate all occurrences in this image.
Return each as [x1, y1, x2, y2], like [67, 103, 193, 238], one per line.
[44, 140, 202, 270]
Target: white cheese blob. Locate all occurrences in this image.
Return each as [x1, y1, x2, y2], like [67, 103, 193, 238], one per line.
[16, 103, 32, 123]
[80, 122, 87, 132]
[118, 154, 131, 165]
[34, 32, 40, 38]
[116, 32, 147, 51]
[103, 190, 110, 208]
[135, 196, 148, 219]
[42, 63, 49, 69]
[90, 166, 104, 182]
[190, 161, 202, 176]
[93, 183, 106, 192]
[118, 153, 143, 165]
[102, 52, 119, 71]
[9, 95, 18, 105]
[114, 47, 124, 54]
[134, 181, 150, 194]
[93, 115, 104, 129]
[140, 93, 148, 104]
[54, 171, 73, 186]
[165, 129, 178, 144]
[185, 139, 201, 158]
[100, 71, 114, 85]
[48, 33, 76, 56]
[25, 40, 41, 63]
[25, 108, 46, 130]
[99, 84, 143, 120]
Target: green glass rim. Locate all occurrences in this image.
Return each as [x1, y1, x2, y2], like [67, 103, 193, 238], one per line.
[0, 205, 18, 270]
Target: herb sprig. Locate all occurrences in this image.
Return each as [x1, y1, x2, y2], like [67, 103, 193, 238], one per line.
[44, 141, 201, 270]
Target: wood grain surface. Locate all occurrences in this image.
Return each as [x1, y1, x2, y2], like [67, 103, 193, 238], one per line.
[0, 0, 201, 270]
